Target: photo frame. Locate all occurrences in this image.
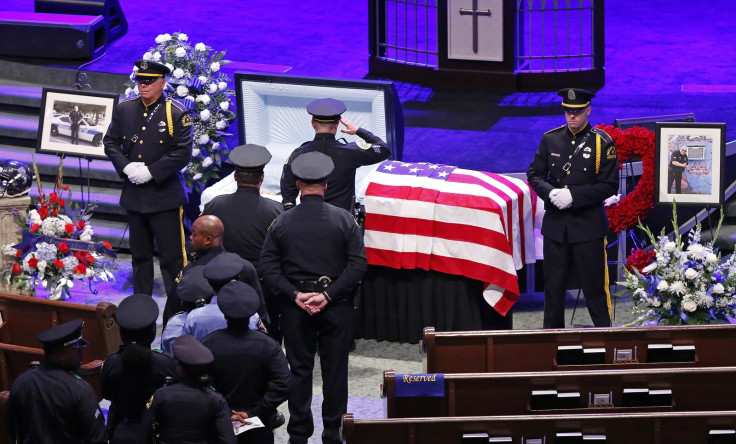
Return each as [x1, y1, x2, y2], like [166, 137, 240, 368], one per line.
[654, 122, 725, 206]
[37, 88, 119, 160]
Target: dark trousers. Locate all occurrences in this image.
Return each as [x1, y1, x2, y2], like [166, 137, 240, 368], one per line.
[281, 299, 351, 444]
[126, 208, 186, 321]
[237, 427, 273, 444]
[669, 169, 683, 193]
[70, 123, 80, 144]
[543, 236, 611, 329]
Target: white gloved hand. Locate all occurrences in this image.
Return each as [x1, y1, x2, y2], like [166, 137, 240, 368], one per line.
[122, 162, 143, 177]
[548, 189, 560, 200]
[550, 188, 573, 209]
[131, 165, 153, 184]
[604, 194, 622, 207]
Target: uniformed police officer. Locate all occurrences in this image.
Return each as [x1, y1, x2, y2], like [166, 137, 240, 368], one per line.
[101, 294, 177, 443]
[69, 105, 84, 144]
[141, 334, 236, 444]
[161, 265, 213, 355]
[103, 59, 193, 324]
[260, 151, 367, 444]
[668, 145, 689, 194]
[202, 281, 290, 444]
[280, 98, 391, 212]
[526, 88, 619, 329]
[5, 319, 107, 444]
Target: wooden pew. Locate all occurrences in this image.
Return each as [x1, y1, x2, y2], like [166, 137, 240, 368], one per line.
[0, 291, 121, 397]
[421, 325, 736, 373]
[341, 410, 736, 444]
[383, 367, 736, 418]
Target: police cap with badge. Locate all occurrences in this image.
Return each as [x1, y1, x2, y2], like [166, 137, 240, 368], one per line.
[177, 265, 214, 307]
[203, 252, 246, 291]
[228, 144, 272, 173]
[172, 334, 213, 368]
[134, 60, 170, 84]
[291, 151, 335, 184]
[217, 281, 260, 321]
[37, 319, 89, 354]
[558, 88, 595, 111]
[307, 98, 346, 123]
[116, 293, 159, 332]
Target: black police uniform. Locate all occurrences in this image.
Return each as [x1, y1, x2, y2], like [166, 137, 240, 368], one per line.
[668, 150, 688, 193]
[103, 80, 192, 311]
[69, 108, 84, 144]
[260, 153, 367, 444]
[166, 244, 224, 324]
[5, 320, 107, 444]
[202, 281, 290, 444]
[527, 117, 618, 329]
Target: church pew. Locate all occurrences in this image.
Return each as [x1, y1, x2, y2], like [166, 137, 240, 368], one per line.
[383, 367, 736, 418]
[421, 325, 736, 373]
[341, 410, 736, 444]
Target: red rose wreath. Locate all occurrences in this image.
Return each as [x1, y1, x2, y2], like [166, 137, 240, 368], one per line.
[595, 124, 656, 233]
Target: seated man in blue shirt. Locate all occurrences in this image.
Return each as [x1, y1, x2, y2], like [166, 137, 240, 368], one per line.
[161, 265, 212, 355]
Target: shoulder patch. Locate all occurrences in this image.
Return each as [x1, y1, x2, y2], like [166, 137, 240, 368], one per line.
[606, 145, 617, 159]
[544, 124, 566, 135]
[591, 127, 614, 144]
[356, 141, 371, 150]
[181, 114, 192, 127]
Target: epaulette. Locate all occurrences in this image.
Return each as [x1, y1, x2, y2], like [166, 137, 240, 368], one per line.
[544, 125, 566, 134]
[119, 96, 139, 105]
[167, 98, 187, 113]
[299, 141, 310, 147]
[591, 126, 614, 144]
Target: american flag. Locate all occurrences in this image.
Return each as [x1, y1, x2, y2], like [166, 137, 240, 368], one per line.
[363, 160, 538, 315]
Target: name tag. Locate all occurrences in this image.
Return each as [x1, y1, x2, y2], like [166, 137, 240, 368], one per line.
[550, 153, 560, 157]
[395, 373, 444, 397]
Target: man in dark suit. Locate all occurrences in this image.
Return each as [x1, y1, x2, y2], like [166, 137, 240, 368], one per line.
[526, 88, 619, 329]
[69, 105, 84, 144]
[103, 59, 192, 316]
[279, 98, 391, 212]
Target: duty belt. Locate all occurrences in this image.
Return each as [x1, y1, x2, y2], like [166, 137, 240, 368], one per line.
[293, 276, 332, 292]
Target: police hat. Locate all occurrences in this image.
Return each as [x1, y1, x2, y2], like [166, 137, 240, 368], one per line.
[203, 253, 246, 288]
[558, 88, 595, 109]
[307, 98, 346, 123]
[177, 265, 214, 304]
[116, 294, 159, 331]
[217, 281, 260, 320]
[36, 319, 89, 352]
[291, 151, 334, 184]
[228, 144, 272, 172]
[172, 334, 214, 366]
[134, 60, 170, 83]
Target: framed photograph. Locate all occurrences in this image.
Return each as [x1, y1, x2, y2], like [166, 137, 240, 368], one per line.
[37, 88, 119, 160]
[654, 122, 726, 206]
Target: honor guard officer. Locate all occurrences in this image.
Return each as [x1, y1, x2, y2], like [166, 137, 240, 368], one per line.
[161, 265, 213, 355]
[526, 88, 619, 329]
[280, 98, 391, 212]
[103, 59, 193, 324]
[141, 335, 237, 444]
[101, 294, 177, 444]
[202, 281, 290, 444]
[260, 151, 367, 444]
[6, 320, 107, 444]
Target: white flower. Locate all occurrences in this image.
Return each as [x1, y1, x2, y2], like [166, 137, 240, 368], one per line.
[669, 281, 686, 295]
[664, 241, 677, 252]
[195, 42, 206, 51]
[687, 243, 705, 260]
[706, 253, 718, 264]
[642, 263, 657, 274]
[684, 268, 698, 280]
[198, 134, 210, 145]
[186, 95, 195, 103]
[682, 300, 697, 312]
[37, 260, 47, 273]
[80, 233, 92, 242]
[86, 269, 95, 279]
[713, 283, 725, 294]
[209, 83, 218, 94]
[200, 109, 211, 121]
[651, 298, 661, 307]
[142, 52, 153, 61]
[218, 81, 227, 90]
[165, 63, 174, 72]
[198, 75, 208, 84]
[175, 47, 187, 58]
[193, 173, 203, 180]
[29, 209, 41, 223]
[178, 33, 188, 41]
[152, 51, 161, 62]
[656, 280, 669, 291]
[192, 148, 201, 157]
[155, 33, 171, 44]
[125, 87, 133, 97]
[220, 101, 229, 111]
[133, 85, 139, 95]
[211, 142, 220, 150]
[216, 120, 227, 130]
[172, 68, 185, 79]
[210, 62, 221, 72]
[176, 85, 189, 97]
[129, 71, 136, 82]
[202, 157, 213, 167]
[196, 95, 211, 105]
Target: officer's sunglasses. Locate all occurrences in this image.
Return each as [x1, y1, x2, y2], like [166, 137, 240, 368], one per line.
[563, 106, 589, 116]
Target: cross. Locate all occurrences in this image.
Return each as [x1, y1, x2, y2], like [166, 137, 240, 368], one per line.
[459, 0, 492, 54]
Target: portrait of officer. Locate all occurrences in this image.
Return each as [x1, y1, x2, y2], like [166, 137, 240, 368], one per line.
[260, 151, 367, 444]
[103, 59, 193, 322]
[668, 145, 689, 194]
[279, 97, 391, 212]
[69, 105, 84, 145]
[526, 88, 619, 329]
[5, 319, 107, 444]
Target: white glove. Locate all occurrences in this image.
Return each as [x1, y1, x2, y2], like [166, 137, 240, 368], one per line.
[129, 165, 153, 184]
[604, 194, 622, 207]
[122, 162, 143, 177]
[551, 188, 573, 209]
[548, 189, 560, 200]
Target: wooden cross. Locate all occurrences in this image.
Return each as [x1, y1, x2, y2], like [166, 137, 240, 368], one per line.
[459, 0, 492, 54]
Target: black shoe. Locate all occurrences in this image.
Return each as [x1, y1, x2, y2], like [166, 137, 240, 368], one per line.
[271, 411, 285, 429]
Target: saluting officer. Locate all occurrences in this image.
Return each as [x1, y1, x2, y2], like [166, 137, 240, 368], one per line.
[280, 98, 391, 212]
[260, 151, 367, 444]
[5, 320, 107, 444]
[526, 88, 619, 329]
[140, 334, 236, 444]
[103, 59, 193, 323]
[101, 294, 177, 443]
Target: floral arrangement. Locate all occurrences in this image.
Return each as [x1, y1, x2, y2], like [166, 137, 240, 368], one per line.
[595, 124, 656, 233]
[0, 159, 118, 300]
[616, 203, 736, 325]
[125, 32, 236, 192]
